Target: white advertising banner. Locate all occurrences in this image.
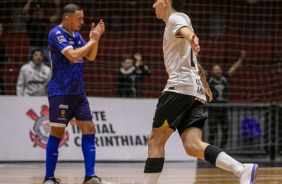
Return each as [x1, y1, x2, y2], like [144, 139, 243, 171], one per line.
[0, 96, 195, 162]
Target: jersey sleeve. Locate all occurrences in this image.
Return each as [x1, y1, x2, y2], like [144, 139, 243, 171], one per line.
[48, 30, 73, 54]
[170, 14, 194, 38]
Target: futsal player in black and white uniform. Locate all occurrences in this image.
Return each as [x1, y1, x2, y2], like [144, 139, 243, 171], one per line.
[144, 0, 258, 184]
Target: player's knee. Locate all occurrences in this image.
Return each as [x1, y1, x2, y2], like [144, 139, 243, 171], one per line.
[77, 121, 96, 134]
[82, 125, 96, 134]
[50, 127, 65, 138]
[148, 134, 157, 147]
[147, 134, 154, 149]
[90, 126, 96, 134]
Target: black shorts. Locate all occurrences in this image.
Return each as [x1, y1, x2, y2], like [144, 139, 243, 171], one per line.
[153, 92, 208, 135]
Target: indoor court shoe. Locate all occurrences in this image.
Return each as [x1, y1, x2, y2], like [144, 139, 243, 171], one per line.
[42, 177, 61, 184]
[83, 175, 114, 184]
[239, 163, 258, 184]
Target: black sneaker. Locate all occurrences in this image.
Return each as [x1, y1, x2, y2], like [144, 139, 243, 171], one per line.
[42, 177, 61, 184]
[83, 175, 113, 184]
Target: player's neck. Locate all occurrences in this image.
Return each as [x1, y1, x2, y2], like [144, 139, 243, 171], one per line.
[163, 8, 177, 24]
[59, 23, 73, 35]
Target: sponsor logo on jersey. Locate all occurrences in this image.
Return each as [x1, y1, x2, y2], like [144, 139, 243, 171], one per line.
[61, 110, 65, 117]
[59, 104, 69, 109]
[57, 35, 67, 43]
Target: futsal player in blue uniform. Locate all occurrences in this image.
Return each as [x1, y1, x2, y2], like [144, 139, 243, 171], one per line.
[43, 4, 112, 184]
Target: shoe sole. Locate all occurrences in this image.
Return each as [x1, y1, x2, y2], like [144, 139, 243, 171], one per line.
[250, 164, 258, 184]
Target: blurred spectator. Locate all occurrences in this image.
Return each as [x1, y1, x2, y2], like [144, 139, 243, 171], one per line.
[23, 0, 60, 65]
[0, 23, 9, 95]
[207, 50, 246, 148]
[117, 53, 151, 98]
[17, 49, 51, 96]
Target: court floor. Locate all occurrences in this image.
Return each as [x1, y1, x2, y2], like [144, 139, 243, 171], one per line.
[0, 161, 281, 184]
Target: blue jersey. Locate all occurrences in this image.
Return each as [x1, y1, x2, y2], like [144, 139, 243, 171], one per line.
[48, 25, 87, 97]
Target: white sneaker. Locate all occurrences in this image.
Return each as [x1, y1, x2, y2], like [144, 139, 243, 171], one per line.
[239, 164, 258, 184]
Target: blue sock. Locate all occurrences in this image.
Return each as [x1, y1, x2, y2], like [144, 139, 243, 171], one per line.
[45, 135, 61, 178]
[82, 134, 96, 176]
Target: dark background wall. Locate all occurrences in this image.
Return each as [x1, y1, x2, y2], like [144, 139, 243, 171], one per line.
[0, 0, 281, 102]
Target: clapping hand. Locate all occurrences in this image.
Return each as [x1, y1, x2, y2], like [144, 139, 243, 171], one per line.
[89, 20, 105, 41]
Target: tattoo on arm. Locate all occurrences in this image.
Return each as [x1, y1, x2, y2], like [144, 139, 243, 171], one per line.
[197, 63, 209, 88]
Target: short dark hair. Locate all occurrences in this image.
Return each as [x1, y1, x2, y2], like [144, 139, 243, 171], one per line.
[62, 4, 82, 16]
[122, 54, 133, 62]
[30, 49, 43, 60]
[31, 49, 43, 56]
[171, 0, 184, 11]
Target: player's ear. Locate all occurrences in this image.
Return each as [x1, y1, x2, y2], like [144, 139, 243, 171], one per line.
[164, 0, 169, 7]
[65, 15, 70, 22]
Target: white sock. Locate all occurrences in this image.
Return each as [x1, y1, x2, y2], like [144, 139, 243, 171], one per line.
[144, 173, 161, 184]
[215, 152, 244, 177]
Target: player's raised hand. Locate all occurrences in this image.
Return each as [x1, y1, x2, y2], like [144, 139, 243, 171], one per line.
[89, 23, 95, 38]
[89, 20, 104, 41]
[190, 34, 200, 56]
[89, 23, 96, 41]
[91, 23, 95, 31]
[97, 19, 105, 35]
[93, 20, 105, 36]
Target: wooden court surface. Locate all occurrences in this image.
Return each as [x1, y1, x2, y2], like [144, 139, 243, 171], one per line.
[0, 162, 281, 184]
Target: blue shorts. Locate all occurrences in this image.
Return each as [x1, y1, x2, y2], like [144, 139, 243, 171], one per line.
[48, 94, 93, 127]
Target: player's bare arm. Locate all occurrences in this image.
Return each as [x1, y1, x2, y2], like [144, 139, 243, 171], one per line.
[178, 27, 200, 55]
[63, 22, 104, 62]
[198, 63, 213, 102]
[63, 40, 95, 62]
[85, 20, 105, 61]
